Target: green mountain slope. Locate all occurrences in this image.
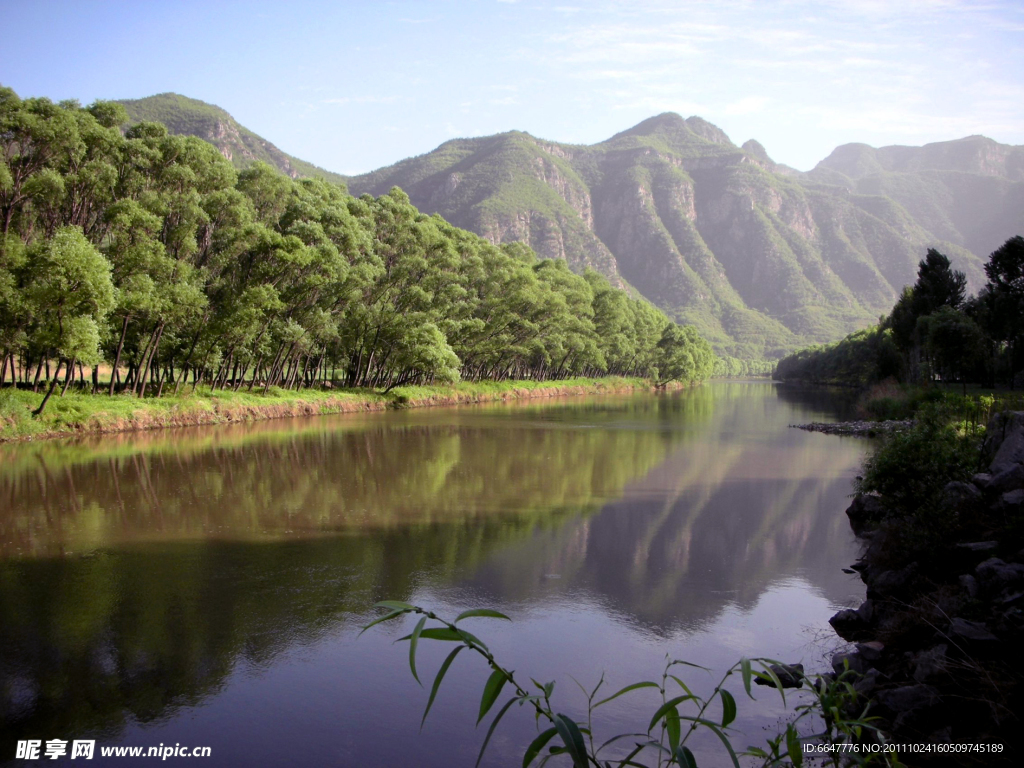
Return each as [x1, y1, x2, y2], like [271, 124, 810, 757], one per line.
[118, 95, 1021, 359]
[348, 113, 1020, 359]
[118, 93, 347, 185]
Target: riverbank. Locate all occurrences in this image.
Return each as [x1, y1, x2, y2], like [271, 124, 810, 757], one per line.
[790, 419, 912, 437]
[0, 377, 661, 443]
[827, 411, 1023, 764]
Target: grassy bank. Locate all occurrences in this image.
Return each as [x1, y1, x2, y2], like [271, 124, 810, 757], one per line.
[856, 379, 1024, 425]
[0, 377, 655, 443]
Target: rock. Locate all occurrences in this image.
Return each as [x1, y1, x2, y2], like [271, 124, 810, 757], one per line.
[869, 564, 918, 598]
[845, 494, 885, 535]
[943, 481, 982, 507]
[830, 608, 870, 640]
[982, 411, 1024, 474]
[856, 599, 875, 623]
[960, 573, 979, 598]
[948, 617, 998, 642]
[989, 464, 1024, 494]
[876, 684, 939, 715]
[912, 644, 948, 683]
[999, 488, 1024, 511]
[976, 558, 1024, 595]
[856, 640, 884, 663]
[753, 663, 804, 689]
[853, 668, 880, 696]
[956, 541, 998, 552]
[831, 651, 866, 676]
[971, 472, 993, 489]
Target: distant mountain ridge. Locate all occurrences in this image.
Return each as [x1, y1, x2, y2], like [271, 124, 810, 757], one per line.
[120, 94, 1023, 359]
[118, 93, 347, 185]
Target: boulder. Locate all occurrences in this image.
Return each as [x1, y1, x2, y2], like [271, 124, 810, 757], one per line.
[876, 684, 940, 715]
[948, 617, 998, 643]
[856, 640, 885, 663]
[845, 494, 885, 536]
[999, 488, 1024, 511]
[976, 557, 1024, 596]
[912, 644, 948, 683]
[971, 472, 993, 490]
[829, 609, 865, 640]
[831, 651, 866, 676]
[753, 663, 804, 689]
[982, 411, 1024, 474]
[942, 481, 982, 510]
[869, 564, 918, 598]
[960, 573, 979, 598]
[989, 464, 1024, 495]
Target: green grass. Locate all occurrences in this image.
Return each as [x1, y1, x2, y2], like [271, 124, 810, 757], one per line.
[0, 377, 655, 442]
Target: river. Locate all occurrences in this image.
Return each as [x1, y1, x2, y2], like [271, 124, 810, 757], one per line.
[0, 381, 868, 766]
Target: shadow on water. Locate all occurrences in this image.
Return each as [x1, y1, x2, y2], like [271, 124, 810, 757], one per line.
[0, 383, 868, 765]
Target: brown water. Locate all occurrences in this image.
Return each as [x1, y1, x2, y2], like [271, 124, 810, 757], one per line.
[0, 382, 868, 766]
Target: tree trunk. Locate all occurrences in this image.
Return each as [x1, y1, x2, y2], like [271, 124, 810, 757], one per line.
[60, 356, 77, 397]
[33, 359, 64, 416]
[135, 324, 164, 397]
[109, 314, 130, 396]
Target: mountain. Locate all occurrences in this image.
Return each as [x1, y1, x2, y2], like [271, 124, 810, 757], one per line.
[119, 94, 1022, 359]
[346, 116, 1022, 359]
[118, 93, 347, 185]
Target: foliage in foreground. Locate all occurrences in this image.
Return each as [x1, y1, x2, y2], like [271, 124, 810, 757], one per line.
[363, 602, 899, 768]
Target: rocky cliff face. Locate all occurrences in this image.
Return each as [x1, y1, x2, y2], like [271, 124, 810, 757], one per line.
[348, 114, 1021, 358]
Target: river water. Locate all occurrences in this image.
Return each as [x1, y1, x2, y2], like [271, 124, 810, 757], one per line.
[0, 382, 868, 766]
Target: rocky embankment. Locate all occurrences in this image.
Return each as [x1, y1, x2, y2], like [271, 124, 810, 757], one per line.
[791, 420, 913, 437]
[828, 412, 1024, 761]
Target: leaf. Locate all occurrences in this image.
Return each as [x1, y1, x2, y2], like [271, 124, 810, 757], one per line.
[421, 627, 465, 641]
[719, 689, 737, 728]
[647, 695, 697, 732]
[785, 724, 803, 768]
[552, 714, 589, 768]
[409, 615, 427, 685]
[478, 669, 508, 724]
[668, 675, 694, 697]
[666, 707, 681, 753]
[476, 696, 519, 768]
[675, 745, 698, 768]
[523, 727, 558, 768]
[740, 659, 753, 697]
[421, 645, 463, 729]
[686, 720, 739, 768]
[357, 608, 406, 636]
[595, 732, 648, 754]
[455, 608, 511, 623]
[374, 600, 415, 611]
[456, 627, 490, 653]
[593, 681, 660, 709]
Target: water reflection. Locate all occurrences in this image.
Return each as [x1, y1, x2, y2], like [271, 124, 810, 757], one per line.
[0, 383, 867, 765]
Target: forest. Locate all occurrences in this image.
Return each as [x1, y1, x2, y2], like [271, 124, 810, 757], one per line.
[774, 236, 1024, 391]
[0, 88, 716, 416]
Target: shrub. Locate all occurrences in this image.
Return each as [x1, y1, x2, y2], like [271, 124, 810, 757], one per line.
[364, 602, 898, 768]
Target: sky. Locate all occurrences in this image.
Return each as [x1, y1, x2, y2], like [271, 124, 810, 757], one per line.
[2, 0, 1023, 175]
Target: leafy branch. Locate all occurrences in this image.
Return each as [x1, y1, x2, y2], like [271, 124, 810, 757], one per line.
[362, 601, 901, 768]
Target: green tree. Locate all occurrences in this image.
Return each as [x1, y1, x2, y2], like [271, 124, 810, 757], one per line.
[26, 226, 114, 413]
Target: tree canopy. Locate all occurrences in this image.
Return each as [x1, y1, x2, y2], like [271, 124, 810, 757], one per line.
[0, 87, 716, 412]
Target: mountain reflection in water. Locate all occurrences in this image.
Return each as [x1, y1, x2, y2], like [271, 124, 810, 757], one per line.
[0, 382, 868, 767]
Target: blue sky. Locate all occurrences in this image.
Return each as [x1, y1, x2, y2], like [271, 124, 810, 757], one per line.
[2, 0, 1022, 174]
